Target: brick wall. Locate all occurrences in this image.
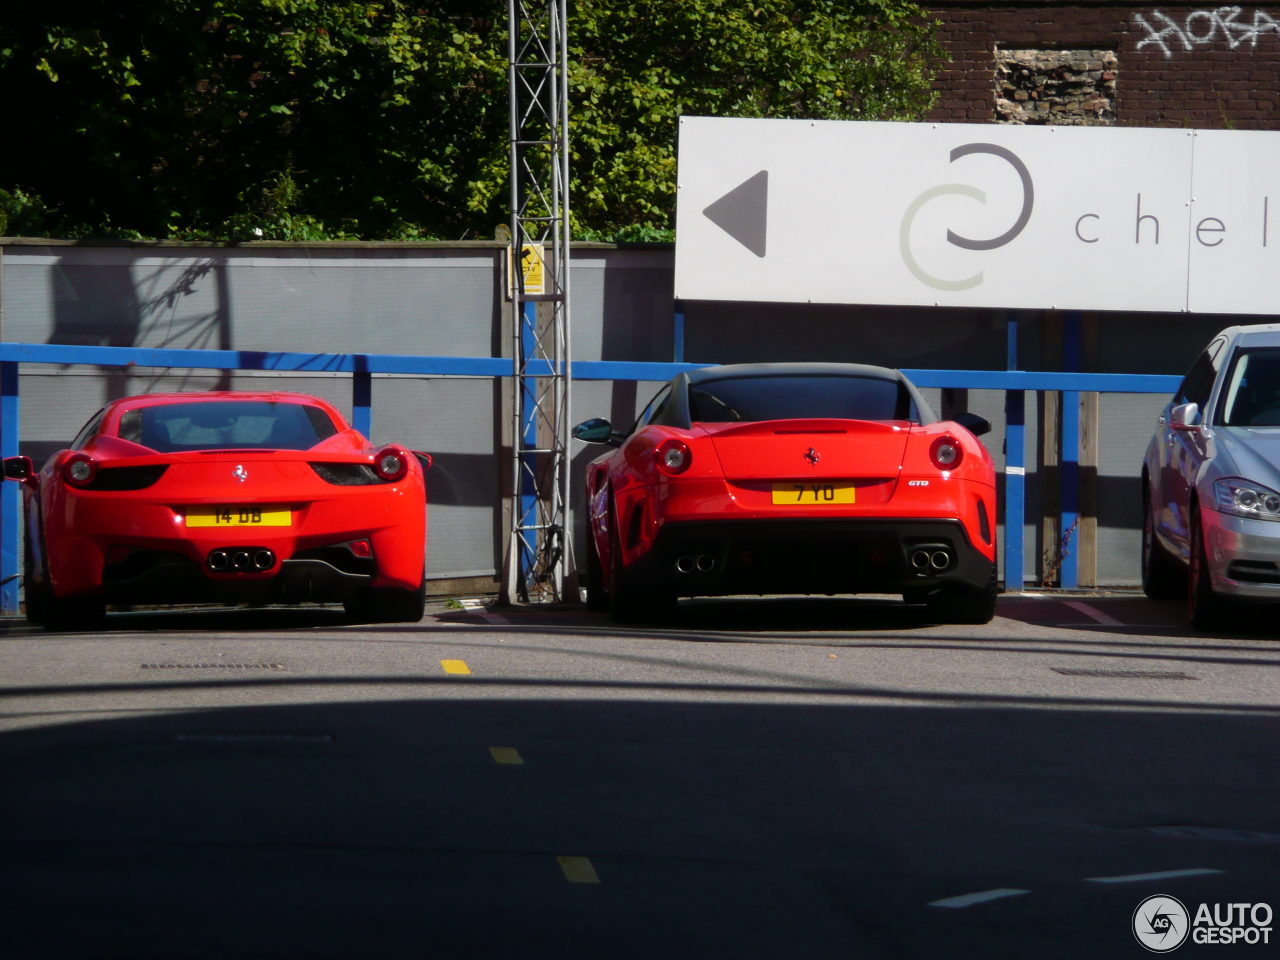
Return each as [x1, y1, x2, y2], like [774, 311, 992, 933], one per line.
[926, 1, 1280, 129]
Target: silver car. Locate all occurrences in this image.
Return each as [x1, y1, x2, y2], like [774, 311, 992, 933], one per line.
[1142, 324, 1280, 627]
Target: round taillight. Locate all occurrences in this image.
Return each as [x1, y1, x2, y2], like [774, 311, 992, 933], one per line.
[63, 454, 98, 488]
[373, 447, 409, 482]
[929, 436, 963, 471]
[656, 439, 692, 475]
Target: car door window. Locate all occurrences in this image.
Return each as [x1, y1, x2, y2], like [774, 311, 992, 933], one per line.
[1216, 348, 1280, 426]
[632, 386, 671, 433]
[1175, 349, 1218, 411]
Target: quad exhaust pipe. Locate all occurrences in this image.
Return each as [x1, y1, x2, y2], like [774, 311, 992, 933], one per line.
[208, 548, 275, 572]
[910, 548, 951, 573]
[675, 554, 716, 574]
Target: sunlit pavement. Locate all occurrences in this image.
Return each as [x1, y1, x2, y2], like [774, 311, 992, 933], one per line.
[1, 593, 1277, 958]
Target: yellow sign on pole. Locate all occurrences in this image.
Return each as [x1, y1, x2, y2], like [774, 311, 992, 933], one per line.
[510, 242, 545, 297]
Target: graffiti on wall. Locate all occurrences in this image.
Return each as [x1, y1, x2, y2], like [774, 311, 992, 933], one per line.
[1134, 7, 1280, 57]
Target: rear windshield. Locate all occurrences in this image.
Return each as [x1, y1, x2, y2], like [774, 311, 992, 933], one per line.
[1217, 348, 1280, 426]
[118, 401, 339, 452]
[688, 375, 918, 424]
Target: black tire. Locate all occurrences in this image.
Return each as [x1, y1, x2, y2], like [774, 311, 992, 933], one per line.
[345, 568, 426, 624]
[23, 511, 44, 626]
[43, 593, 107, 632]
[927, 585, 996, 625]
[585, 532, 609, 612]
[1141, 486, 1184, 599]
[926, 566, 998, 625]
[1188, 508, 1230, 631]
[608, 521, 675, 624]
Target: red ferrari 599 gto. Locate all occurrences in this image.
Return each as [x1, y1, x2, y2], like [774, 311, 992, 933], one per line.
[4, 391, 429, 629]
[574, 363, 998, 623]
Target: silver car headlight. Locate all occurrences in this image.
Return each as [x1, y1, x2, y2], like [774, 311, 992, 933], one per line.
[1214, 478, 1280, 521]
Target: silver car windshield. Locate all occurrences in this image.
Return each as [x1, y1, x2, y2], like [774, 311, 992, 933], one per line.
[1216, 347, 1280, 426]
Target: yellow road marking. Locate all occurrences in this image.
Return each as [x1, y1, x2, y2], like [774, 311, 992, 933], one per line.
[557, 856, 600, 884]
[440, 659, 471, 675]
[489, 747, 524, 765]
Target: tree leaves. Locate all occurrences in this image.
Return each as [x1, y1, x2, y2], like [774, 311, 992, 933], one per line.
[0, 0, 937, 240]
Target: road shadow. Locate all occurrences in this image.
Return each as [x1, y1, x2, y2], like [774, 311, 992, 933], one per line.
[673, 595, 937, 633]
[1, 693, 1276, 959]
[0, 605, 357, 637]
[435, 596, 968, 636]
[997, 594, 1280, 643]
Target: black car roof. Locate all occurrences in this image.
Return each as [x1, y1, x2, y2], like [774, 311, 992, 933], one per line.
[684, 362, 904, 385]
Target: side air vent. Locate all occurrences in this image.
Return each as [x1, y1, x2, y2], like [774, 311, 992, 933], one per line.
[84, 465, 169, 491]
[1227, 560, 1280, 584]
[626, 503, 645, 549]
[309, 462, 385, 486]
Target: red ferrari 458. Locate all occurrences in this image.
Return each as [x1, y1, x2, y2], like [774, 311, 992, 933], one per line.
[4, 391, 429, 629]
[574, 363, 998, 623]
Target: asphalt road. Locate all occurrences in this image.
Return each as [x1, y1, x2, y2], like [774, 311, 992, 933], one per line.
[1, 593, 1278, 959]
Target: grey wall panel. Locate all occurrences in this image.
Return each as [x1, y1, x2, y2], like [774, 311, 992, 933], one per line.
[371, 377, 500, 578]
[2, 247, 501, 357]
[1095, 393, 1169, 585]
[571, 250, 675, 362]
[19, 370, 129, 467]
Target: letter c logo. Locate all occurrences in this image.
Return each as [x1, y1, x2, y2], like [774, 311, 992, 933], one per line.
[900, 143, 1035, 291]
[1075, 213, 1100, 243]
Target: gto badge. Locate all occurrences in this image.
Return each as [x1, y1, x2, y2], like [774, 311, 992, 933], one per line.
[908, 479, 930, 487]
[233, 465, 248, 483]
[804, 447, 821, 465]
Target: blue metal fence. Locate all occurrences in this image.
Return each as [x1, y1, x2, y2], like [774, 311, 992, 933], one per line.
[0, 341, 1181, 615]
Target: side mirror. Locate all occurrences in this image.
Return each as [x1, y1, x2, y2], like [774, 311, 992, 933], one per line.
[411, 451, 432, 471]
[573, 418, 615, 444]
[3, 455, 34, 483]
[952, 412, 992, 437]
[1169, 402, 1200, 431]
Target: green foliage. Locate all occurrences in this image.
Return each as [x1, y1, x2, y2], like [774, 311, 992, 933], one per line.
[204, 164, 360, 241]
[0, 1, 938, 241]
[568, 0, 940, 235]
[1, 187, 41, 238]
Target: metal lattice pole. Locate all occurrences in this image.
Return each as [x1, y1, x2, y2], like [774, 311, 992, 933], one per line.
[504, 0, 573, 604]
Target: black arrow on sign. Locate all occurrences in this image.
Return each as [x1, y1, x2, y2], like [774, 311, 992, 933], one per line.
[702, 170, 768, 258]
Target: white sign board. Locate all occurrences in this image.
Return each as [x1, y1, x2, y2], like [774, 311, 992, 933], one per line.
[674, 117, 1280, 314]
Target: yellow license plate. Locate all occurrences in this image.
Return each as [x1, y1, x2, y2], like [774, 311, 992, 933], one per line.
[185, 506, 292, 527]
[771, 482, 857, 505]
